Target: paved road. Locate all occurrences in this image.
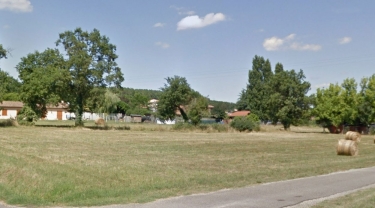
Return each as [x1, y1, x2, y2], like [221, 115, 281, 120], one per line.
[2, 167, 375, 208]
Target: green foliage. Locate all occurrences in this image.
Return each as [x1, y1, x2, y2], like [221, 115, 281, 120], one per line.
[56, 28, 124, 126]
[0, 44, 7, 59]
[96, 89, 121, 114]
[312, 76, 375, 128]
[118, 87, 162, 101]
[0, 69, 21, 102]
[157, 76, 194, 122]
[16, 106, 38, 125]
[237, 56, 312, 130]
[268, 65, 311, 130]
[188, 97, 209, 126]
[230, 115, 260, 132]
[16, 49, 67, 117]
[208, 99, 236, 118]
[0, 119, 16, 127]
[240, 56, 273, 121]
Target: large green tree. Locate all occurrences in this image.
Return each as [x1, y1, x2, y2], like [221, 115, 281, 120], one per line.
[17, 49, 68, 118]
[240, 55, 273, 121]
[56, 28, 124, 126]
[313, 83, 347, 127]
[157, 76, 192, 122]
[268, 63, 311, 129]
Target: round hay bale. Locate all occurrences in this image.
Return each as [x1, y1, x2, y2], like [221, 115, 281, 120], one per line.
[345, 131, 361, 142]
[95, 118, 105, 125]
[337, 139, 358, 156]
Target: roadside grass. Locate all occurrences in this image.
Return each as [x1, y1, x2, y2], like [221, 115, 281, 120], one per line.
[1, 125, 375, 206]
[312, 187, 375, 208]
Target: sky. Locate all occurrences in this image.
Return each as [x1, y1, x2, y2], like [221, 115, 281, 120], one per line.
[1, 0, 375, 103]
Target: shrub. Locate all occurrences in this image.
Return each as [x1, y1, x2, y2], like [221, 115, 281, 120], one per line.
[230, 115, 260, 132]
[16, 106, 38, 126]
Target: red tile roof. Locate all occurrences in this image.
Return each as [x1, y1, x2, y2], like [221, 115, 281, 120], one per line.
[228, 110, 251, 117]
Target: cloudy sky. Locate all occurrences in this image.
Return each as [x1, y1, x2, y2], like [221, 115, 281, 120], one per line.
[1, 0, 374, 102]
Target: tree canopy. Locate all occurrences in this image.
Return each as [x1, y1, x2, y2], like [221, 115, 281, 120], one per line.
[17, 49, 68, 118]
[56, 28, 124, 126]
[157, 76, 208, 124]
[237, 55, 311, 129]
[313, 75, 375, 127]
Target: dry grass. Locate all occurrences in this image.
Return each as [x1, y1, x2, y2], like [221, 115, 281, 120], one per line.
[1, 125, 375, 206]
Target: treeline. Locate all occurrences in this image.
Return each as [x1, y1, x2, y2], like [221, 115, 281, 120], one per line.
[313, 76, 375, 127]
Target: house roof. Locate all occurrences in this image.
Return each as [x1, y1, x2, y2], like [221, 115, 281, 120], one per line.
[0, 101, 68, 109]
[0, 101, 24, 108]
[228, 110, 251, 117]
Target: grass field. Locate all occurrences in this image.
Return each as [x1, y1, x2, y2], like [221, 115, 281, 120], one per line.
[1, 122, 375, 206]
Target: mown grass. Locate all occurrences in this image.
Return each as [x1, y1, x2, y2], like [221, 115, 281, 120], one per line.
[1, 125, 375, 206]
[312, 187, 375, 208]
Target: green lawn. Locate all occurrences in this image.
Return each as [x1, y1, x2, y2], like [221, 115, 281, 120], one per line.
[1, 124, 374, 206]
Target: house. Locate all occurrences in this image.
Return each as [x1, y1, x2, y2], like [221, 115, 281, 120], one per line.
[0, 101, 70, 120]
[227, 110, 251, 123]
[0, 101, 23, 119]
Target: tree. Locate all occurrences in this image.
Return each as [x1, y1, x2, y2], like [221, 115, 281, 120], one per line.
[313, 83, 346, 127]
[0, 44, 7, 59]
[157, 76, 193, 122]
[268, 65, 311, 129]
[16, 49, 67, 118]
[188, 97, 209, 126]
[357, 75, 375, 125]
[0, 70, 21, 102]
[96, 89, 121, 115]
[241, 55, 273, 121]
[56, 28, 124, 126]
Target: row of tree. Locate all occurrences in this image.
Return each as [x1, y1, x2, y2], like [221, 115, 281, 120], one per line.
[0, 29, 234, 126]
[313, 76, 375, 127]
[5, 28, 371, 129]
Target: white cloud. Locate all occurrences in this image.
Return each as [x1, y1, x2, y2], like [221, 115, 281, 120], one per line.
[155, 42, 170, 49]
[339, 37, 352, 44]
[153, 23, 166, 28]
[0, 0, 33, 12]
[263, 34, 322, 51]
[170, 5, 195, 15]
[177, 13, 226, 31]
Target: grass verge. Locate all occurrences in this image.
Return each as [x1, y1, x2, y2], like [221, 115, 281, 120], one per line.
[1, 125, 374, 206]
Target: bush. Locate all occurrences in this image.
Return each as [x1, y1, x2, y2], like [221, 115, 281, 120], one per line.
[16, 106, 38, 126]
[230, 115, 260, 132]
[0, 119, 16, 127]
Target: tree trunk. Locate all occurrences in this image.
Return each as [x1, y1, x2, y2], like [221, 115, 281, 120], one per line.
[178, 106, 189, 122]
[75, 94, 84, 126]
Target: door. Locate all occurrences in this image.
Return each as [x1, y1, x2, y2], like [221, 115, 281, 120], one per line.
[1, 109, 7, 116]
[57, 111, 63, 120]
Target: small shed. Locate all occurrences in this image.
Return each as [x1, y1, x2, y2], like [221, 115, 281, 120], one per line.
[130, 114, 142, 123]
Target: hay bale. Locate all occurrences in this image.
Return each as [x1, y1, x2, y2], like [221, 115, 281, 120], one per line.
[337, 139, 358, 156]
[95, 118, 105, 125]
[345, 131, 361, 142]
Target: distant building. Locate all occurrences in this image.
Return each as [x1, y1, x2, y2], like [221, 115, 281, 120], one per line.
[227, 110, 251, 123]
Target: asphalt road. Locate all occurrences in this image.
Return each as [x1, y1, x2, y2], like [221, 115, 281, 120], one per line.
[1, 167, 375, 208]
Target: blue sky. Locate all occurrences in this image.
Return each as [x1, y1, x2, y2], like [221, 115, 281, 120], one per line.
[1, 0, 374, 103]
